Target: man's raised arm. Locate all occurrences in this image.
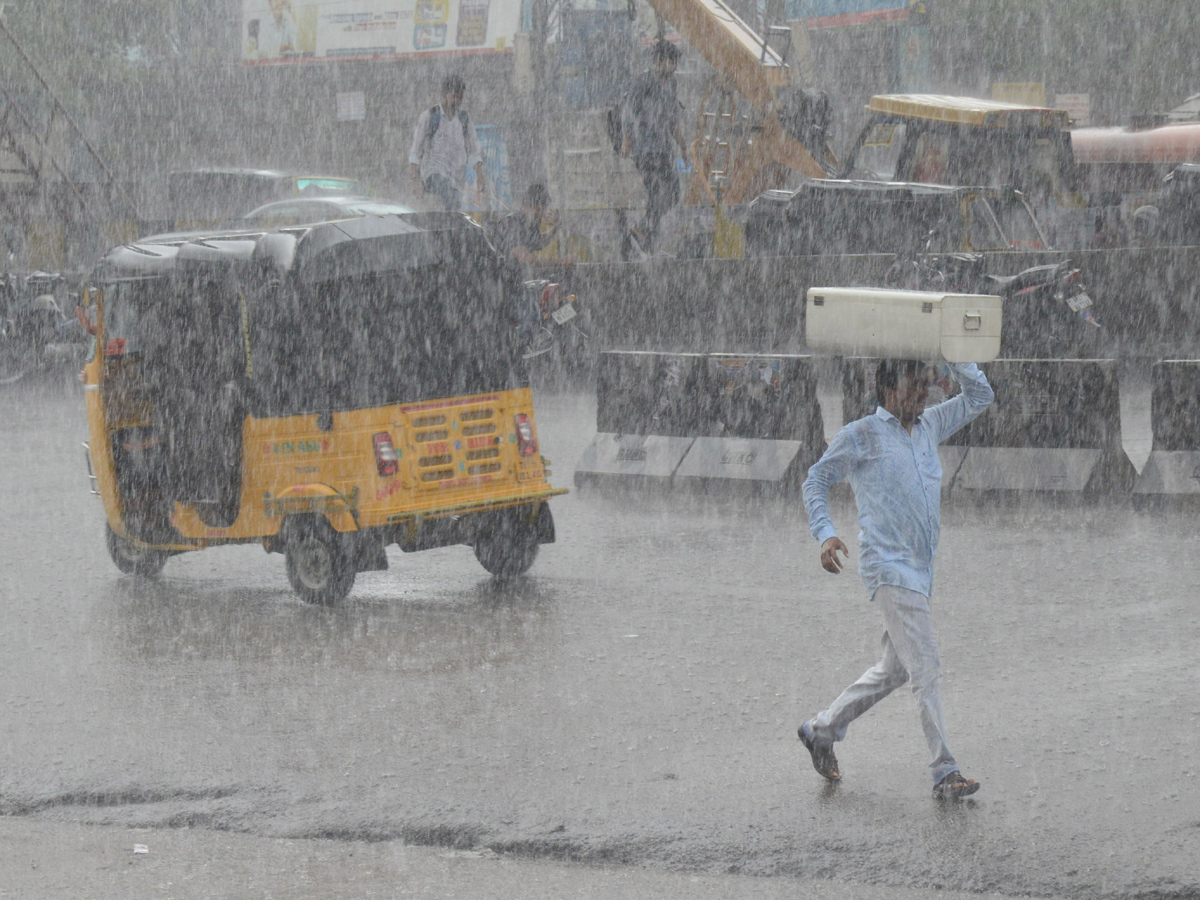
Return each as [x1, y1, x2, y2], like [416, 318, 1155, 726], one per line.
[926, 362, 994, 444]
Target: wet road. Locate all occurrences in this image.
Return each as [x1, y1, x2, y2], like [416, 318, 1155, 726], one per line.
[1, 372, 1198, 899]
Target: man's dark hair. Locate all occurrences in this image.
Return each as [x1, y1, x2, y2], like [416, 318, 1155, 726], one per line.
[442, 74, 466, 95]
[875, 359, 927, 400]
[524, 182, 551, 209]
[652, 39, 680, 63]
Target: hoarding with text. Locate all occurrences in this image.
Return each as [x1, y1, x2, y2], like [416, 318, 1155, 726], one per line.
[242, 0, 522, 65]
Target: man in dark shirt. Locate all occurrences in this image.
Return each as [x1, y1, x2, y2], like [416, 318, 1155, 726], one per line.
[621, 40, 687, 255]
[488, 183, 573, 267]
[487, 183, 574, 354]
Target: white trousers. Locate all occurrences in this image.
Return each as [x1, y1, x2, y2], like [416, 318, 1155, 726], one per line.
[809, 584, 959, 783]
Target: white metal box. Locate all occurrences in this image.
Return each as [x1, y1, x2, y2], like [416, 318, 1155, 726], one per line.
[805, 287, 1003, 363]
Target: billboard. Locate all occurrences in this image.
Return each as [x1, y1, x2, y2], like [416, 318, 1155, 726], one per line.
[242, 0, 522, 65]
[785, 0, 914, 29]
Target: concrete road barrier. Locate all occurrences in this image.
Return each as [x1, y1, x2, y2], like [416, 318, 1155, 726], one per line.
[594, 351, 710, 438]
[576, 351, 826, 491]
[584, 353, 1136, 495]
[671, 354, 826, 489]
[576, 352, 707, 485]
[841, 357, 1135, 494]
[1134, 360, 1200, 497]
[947, 359, 1136, 494]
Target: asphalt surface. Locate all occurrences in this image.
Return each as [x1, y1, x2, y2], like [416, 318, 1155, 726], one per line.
[0, 365, 1197, 899]
[0, 817, 1040, 900]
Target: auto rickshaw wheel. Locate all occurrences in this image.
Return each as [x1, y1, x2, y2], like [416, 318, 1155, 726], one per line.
[105, 523, 168, 577]
[284, 517, 355, 605]
[474, 510, 540, 579]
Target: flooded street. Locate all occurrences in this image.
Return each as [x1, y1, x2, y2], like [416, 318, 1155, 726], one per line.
[4, 0, 1200, 895]
[1, 375, 1197, 898]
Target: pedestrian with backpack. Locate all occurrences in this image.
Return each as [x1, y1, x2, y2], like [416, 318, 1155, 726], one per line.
[620, 39, 687, 255]
[408, 74, 486, 211]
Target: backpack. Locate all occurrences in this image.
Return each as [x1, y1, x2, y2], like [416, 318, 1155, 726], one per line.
[424, 105, 471, 151]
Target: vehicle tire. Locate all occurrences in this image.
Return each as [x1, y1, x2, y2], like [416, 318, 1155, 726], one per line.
[474, 512, 540, 579]
[105, 523, 168, 577]
[284, 517, 355, 605]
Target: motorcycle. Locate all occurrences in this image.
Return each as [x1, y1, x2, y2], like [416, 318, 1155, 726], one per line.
[0, 272, 89, 386]
[520, 279, 593, 376]
[884, 249, 1101, 358]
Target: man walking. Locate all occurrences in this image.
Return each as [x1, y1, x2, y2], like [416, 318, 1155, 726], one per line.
[409, 74, 486, 211]
[620, 39, 687, 255]
[800, 359, 993, 800]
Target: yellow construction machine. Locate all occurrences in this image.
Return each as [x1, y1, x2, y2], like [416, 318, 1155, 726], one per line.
[648, 0, 838, 209]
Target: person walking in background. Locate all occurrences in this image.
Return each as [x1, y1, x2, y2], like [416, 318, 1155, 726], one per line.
[409, 74, 486, 212]
[799, 359, 993, 800]
[620, 39, 687, 256]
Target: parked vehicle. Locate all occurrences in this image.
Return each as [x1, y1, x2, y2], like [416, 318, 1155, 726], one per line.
[1067, 97, 1200, 245]
[240, 196, 416, 228]
[167, 168, 364, 231]
[884, 245, 1100, 358]
[0, 271, 88, 385]
[82, 215, 566, 603]
[841, 94, 1078, 202]
[139, 197, 424, 245]
[744, 179, 1049, 257]
[1071, 116, 1200, 198]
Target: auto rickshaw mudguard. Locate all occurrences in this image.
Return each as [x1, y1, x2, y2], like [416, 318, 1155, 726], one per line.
[265, 483, 360, 534]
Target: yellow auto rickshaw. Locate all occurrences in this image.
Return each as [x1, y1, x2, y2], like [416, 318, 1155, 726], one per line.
[82, 214, 566, 603]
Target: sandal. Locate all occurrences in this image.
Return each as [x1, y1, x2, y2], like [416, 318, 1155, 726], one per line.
[798, 723, 841, 781]
[933, 771, 980, 800]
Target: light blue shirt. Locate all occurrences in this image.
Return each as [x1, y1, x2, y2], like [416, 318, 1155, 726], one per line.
[802, 363, 994, 599]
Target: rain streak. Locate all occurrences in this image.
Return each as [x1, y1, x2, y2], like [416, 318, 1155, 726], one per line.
[1, 1, 1199, 897]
